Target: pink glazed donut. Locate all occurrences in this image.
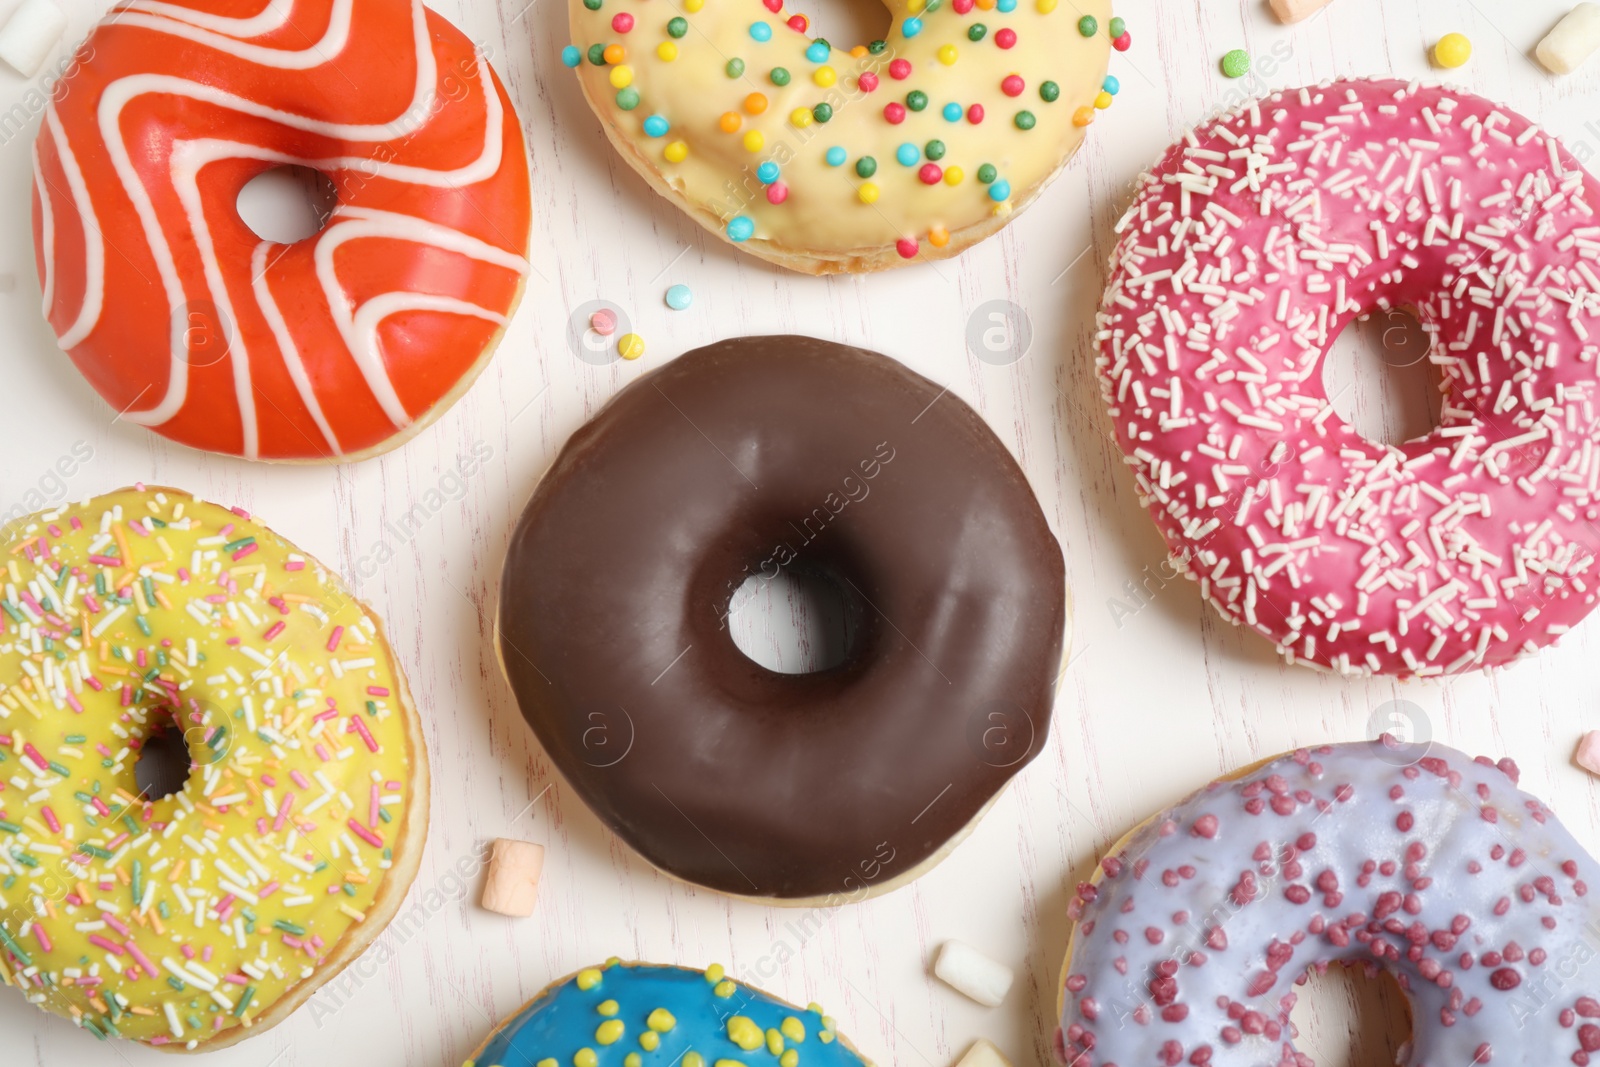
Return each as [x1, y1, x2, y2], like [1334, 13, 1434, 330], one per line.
[1056, 740, 1600, 1067]
[1095, 78, 1600, 677]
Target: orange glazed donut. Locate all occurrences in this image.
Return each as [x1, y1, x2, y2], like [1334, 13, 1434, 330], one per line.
[32, 0, 533, 462]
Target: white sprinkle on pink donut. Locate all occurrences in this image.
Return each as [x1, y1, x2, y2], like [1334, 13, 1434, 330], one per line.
[1095, 78, 1600, 677]
[1056, 739, 1600, 1067]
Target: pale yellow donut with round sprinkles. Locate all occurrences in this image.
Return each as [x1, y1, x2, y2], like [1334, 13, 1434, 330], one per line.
[564, 0, 1122, 272]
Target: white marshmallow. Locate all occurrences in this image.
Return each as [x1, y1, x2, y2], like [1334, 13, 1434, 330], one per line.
[953, 1040, 1013, 1067]
[1577, 731, 1600, 775]
[1269, 0, 1336, 25]
[0, 0, 64, 77]
[934, 941, 1014, 1007]
[1538, 4, 1600, 74]
[480, 838, 545, 917]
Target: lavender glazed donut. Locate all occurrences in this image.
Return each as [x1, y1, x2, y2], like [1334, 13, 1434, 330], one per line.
[1095, 78, 1600, 677]
[1057, 740, 1600, 1067]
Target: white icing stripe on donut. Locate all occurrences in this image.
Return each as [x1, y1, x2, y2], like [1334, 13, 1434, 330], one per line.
[43, 0, 527, 458]
[33, 142, 54, 316]
[1060, 741, 1600, 1067]
[119, 0, 297, 38]
[113, 0, 355, 73]
[250, 241, 342, 451]
[168, 139, 262, 456]
[42, 107, 102, 350]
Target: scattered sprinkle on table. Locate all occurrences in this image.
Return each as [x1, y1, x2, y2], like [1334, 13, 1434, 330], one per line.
[1220, 49, 1250, 78]
[1434, 32, 1472, 68]
[664, 284, 693, 310]
[618, 333, 646, 360]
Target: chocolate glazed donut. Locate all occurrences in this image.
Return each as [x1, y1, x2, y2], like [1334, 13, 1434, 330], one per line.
[497, 336, 1069, 902]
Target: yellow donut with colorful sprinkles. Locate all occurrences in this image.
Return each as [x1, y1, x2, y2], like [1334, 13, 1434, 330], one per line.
[564, 0, 1123, 272]
[0, 486, 428, 1051]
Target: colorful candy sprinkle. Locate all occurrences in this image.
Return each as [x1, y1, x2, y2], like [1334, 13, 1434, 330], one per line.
[664, 284, 693, 310]
[1220, 48, 1251, 78]
[617, 333, 646, 359]
[1435, 32, 1472, 68]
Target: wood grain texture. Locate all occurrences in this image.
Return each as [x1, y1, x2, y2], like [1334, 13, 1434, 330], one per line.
[4, 0, 1600, 1064]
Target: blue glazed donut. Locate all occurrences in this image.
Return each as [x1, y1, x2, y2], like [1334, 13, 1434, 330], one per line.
[467, 961, 872, 1067]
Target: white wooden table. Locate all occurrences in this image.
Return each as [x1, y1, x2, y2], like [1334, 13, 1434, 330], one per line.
[2, 0, 1597, 1063]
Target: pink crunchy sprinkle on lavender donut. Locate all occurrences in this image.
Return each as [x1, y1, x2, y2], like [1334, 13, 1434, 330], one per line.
[1095, 77, 1600, 677]
[1055, 739, 1600, 1067]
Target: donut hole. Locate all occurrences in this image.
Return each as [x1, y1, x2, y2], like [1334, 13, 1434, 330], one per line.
[1286, 961, 1413, 1066]
[782, 0, 890, 54]
[134, 720, 193, 801]
[1321, 307, 1445, 448]
[726, 567, 858, 674]
[236, 164, 338, 244]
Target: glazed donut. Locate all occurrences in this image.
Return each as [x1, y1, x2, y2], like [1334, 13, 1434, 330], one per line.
[33, 0, 532, 462]
[497, 336, 1068, 901]
[1094, 78, 1600, 677]
[467, 960, 872, 1067]
[1057, 740, 1600, 1067]
[564, 0, 1121, 272]
[0, 487, 427, 1051]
